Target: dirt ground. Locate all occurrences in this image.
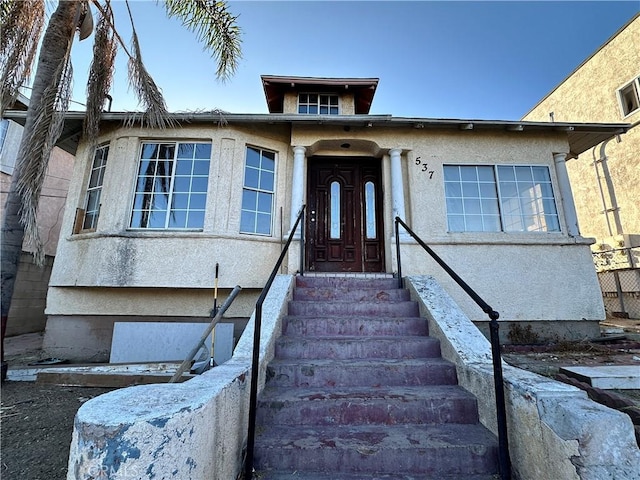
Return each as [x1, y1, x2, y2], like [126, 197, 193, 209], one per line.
[1, 319, 639, 480]
[1, 383, 114, 480]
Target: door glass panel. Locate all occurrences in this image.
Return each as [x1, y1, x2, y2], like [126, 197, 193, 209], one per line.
[365, 181, 376, 239]
[330, 181, 341, 239]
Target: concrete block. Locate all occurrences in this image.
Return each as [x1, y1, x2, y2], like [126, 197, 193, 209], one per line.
[560, 365, 640, 390]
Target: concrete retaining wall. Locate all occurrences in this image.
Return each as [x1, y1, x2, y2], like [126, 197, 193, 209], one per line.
[67, 273, 639, 479]
[66, 275, 294, 480]
[406, 275, 640, 480]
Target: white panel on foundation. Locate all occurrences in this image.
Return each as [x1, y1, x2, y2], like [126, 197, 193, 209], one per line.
[213, 323, 234, 366]
[110, 322, 213, 364]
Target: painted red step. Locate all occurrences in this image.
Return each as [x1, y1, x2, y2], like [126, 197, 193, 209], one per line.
[288, 300, 420, 317]
[256, 472, 500, 479]
[256, 385, 480, 426]
[282, 316, 428, 336]
[265, 357, 458, 388]
[254, 423, 498, 476]
[295, 276, 399, 289]
[275, 335, 441, 359]
[294, 286, 410, 302]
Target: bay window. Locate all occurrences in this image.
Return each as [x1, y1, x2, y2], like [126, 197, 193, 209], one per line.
[81, 144, 109, 231]
[240, 146, 275, 235]
[130, 142, 211, 229]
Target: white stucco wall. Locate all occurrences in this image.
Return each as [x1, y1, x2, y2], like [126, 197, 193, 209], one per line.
[47, 119, 604, 350]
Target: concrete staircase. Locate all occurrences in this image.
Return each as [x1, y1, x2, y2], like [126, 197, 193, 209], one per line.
[253, 276, 499, 479]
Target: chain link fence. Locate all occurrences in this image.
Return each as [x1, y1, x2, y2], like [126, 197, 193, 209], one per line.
[592, 246, 640, 319]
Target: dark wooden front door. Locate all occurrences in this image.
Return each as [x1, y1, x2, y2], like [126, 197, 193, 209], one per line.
[306, 157, 384, 272]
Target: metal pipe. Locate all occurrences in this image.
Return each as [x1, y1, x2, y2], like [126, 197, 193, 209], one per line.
[169, 285, 242, 383]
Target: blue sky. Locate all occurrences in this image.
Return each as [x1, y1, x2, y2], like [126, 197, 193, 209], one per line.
[61, 1, 639, 120]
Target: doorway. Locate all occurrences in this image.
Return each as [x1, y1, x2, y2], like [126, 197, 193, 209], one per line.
[306, 157, 384, 272]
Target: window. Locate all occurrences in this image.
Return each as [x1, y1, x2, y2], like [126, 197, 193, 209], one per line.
[130, 142, 211, 229]
[364, 181, 377, 239]
[0, 119, 8, 154]
[618, 77, 640, 117]
[444, 165, 560, 233]
[240, 146, 275, 235]
[298, 93, 339, 115]
[82, 145, 109, 230]
[330, 181, 341, 239]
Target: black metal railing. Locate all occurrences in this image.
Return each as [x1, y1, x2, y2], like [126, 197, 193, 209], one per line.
[244, 205, 305, 480]
[395, 216, 512, 480]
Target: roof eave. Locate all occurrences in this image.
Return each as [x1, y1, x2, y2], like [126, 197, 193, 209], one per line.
[2, 110, 630, 158]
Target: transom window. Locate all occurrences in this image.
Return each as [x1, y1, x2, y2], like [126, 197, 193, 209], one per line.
[130, 142, 211, 229]
[618, 77, 640, 117]
[298, 93, 339, 115]
[240, 146, 275, 235]
[82, 145, 109, 231]
[444, 165, 560, 233]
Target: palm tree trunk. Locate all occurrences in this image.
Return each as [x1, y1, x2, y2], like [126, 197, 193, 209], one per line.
[1, 1, 78, 379]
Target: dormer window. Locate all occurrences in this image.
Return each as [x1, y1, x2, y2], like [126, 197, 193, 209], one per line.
[298, 93, 339, 115]
[618, 77, 640, 117]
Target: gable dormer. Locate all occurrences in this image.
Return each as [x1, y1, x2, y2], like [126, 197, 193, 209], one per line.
[261, 75, 379, 115]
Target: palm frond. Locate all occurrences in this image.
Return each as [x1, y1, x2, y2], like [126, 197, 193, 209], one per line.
[13, 1, 76, 265]
[162, 0, 242, 81]
[83, 2, 117, 153]
[127, 29, 174, 129]
[17, 56, 73, 264]
[0, 0, 45, 115]
[125, 1, 173, 129]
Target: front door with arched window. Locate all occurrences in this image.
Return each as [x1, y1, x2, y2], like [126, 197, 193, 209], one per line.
[306, 157, 384, 272]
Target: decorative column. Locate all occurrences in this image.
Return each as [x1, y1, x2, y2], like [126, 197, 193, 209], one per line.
[553, 152, 580, 237]
[289, 146, 306, 237]
[390, 147, 407, 221]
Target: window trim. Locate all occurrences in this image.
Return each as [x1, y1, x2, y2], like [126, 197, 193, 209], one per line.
[297, 92, 340, 115]
[617, 76, 640, 118]
[239, 145, 277, 236]
[443, 163, 561, 234]
[128, 140, 212, 231]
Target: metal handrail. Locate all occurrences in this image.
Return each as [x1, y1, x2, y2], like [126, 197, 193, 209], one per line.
[244, 205, 306, 480]
[395, 216, 512, 480]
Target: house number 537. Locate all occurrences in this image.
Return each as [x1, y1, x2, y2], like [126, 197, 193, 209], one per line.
[415, 157, 435, 179]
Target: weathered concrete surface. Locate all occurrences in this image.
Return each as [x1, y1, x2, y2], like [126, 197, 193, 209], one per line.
[66, 275, 294, 480]
[406, 275, 640, 480]
[560, 365, 640, 390]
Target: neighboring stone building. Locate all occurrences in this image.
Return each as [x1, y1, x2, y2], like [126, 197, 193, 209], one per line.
[0, 95, 75, 335]
[523, 13, 640, 319]
[4, 75, 629, 361]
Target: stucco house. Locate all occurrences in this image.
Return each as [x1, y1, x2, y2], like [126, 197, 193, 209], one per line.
[6, 74, 629, 362]
[523, 13, 640, 320]
[0, 94, 74, 336]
